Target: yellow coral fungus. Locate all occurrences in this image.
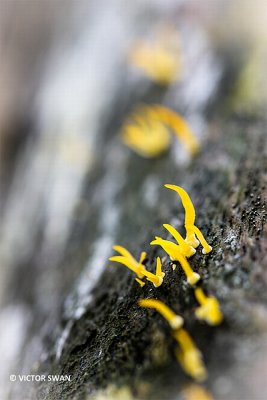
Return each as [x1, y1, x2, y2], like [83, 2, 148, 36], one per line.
[129, 41, 179, 85]
[109, 246, 164, 287]
[152, 106, 199, 155]
[164, 184, 212, 254]
[194, 287, 223, 326]
[182, 384, 214, 400]
[135, 278, 145, 287]
[122, 111, 171, 158]
[129, 28, 182, 85]
[173, 329, 208, 382]
[121, 105, 199, 158]
[163, 223, 196, 257]
[139, 299, 184, 330]
[150, 237, 200, 285]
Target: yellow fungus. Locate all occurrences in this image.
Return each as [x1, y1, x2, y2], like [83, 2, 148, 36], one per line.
[150, 237, 200, 285]
[164, 184, 212, 253]
[129, 28, 183, 85]
[109, 246, 164, 287]
[152, 106, 199, 155]
[194, 287, 223, 326]
[129, 42, 179, 85]
[139, 299, 184, 330]
[173, 329, 208, 382]
[163, 223, 196, 257]
[182, 384, 214, 400]
[121, 105, 199, 158]
[135, 278, 146, 287]
[122, 109, 171, 158]
[155, 257, 165, 281]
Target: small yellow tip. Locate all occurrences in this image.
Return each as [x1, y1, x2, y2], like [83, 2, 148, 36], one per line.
[202, 245, 212, 255]
[135, 278, 146, 287]
[187, 272, 200, 285]
[152, 275, 164, 287]
[169, 315, 184, 330]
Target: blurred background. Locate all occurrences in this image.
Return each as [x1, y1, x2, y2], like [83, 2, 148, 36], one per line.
[0, 0, 267, 399]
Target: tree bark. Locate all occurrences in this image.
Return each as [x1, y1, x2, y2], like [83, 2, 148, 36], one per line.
[28, 115, 267, 400]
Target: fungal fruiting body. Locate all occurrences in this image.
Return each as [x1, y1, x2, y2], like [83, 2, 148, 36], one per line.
[194, 288, 223, 326]
[121, 105, 199, 158]
[129, 41, 179, 85]
[109, 246, 164, 287]
[135, 278, 145, 287]
[152, 106, 199, 155]
[138, 299, 184, 330]
[164, 184, 212, 254]
[173, 328, 207, 382]
[129, 28, 182, 85]
[163, 223, 196, 257]
[121, 108, 171, 158]
[150, 237, 200, 285]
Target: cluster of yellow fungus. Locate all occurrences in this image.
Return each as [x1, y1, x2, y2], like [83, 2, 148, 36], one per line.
[121, 105, 199, 158]
[109, 246, 164, 288]
[109, 184, 223, 383]
[164, 184, 212, 254]
[129, 28, 183, 85]
[139, 299, 207, 381]
[150, 225, 200, 285]
[150, 184, 213, 285]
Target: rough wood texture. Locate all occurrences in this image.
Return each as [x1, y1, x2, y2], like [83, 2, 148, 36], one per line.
[30, 115, 266, 400]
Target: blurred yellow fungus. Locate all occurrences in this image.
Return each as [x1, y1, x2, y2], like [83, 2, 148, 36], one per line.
[153, 106, 200, 155]
[182, 384, 214, 400]
[194, 287, 223, 326]
[109, 246, 164, 287]
[129, 28, 183, 85]
[129, 44, 177, 85]
[121, 108, 171, 158]
[150, 237, 200, 285]
[173, 329, 208, 382]
[164, 184, 212, 254]
[121, 105, 199, 158]
[139, 299, 184, 330]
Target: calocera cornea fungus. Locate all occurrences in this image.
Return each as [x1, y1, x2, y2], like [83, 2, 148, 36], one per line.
[164, 184, 212, 254]
[128, 28, 182, 85]
[163, 223, 196, 257]
[194, 287, 223, 326]
[109, 246, 164, 287]
[121, 108, 171, 158]
[150, 237, 200, 285]
[138, 299, 184, 330]
[129, 41, 179, 85]
[173, 328, 208, 382]
[152, 105, 200, 155]
[121, 105, 199, 158]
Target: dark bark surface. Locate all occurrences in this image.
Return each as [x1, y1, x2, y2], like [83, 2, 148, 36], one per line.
[31, 115, 267, 400]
